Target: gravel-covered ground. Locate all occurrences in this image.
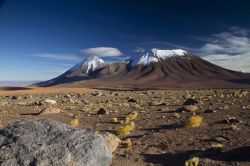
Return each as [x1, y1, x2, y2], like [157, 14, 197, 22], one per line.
[0, 87, 250, 166]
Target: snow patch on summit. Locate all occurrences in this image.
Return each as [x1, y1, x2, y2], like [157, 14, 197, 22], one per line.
[152, 49, 187, 59]
[130, 49, 188, 66]
[69, 55, 105, 74]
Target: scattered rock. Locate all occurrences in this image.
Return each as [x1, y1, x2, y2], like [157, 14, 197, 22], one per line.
[177, 105, 199, 112]
[32, 101, 43, 106]
[17, 102, 30, 106]
[148, 102, 166, 106]
[64, 94, 71, 98]
[43, 99, 57, 105]
[69, 98, 75, 103]
[222, 117, 241, 124]
[128, 98, 137, 103]
[183, 98, 199, 105]
[23, 95, 32, 99]
[213, 136, 227, 143]
[204, 109, 216, 113]
[218, 105, 229, 110]
[0, 118, 112, 166]
[39, 107, 62, 115]
[184, 105, 199, 112]
[97, 107, 109, 115]
[242, 105, 250, 110]
[0, 102, 8, 107]
[100, 132, 120, 153]
[172, 113, 180, 118]
[11, 96, 18, 100]
[92, 91, 102, 96]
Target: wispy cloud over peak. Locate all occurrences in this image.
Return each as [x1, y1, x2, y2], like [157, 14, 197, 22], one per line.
[33, 53, 81, 61]
[200, 27, 250, 72]
[80, 47, 122, 57]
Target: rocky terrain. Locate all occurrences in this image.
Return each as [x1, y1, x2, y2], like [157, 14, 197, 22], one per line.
[0, 87, 250, 166]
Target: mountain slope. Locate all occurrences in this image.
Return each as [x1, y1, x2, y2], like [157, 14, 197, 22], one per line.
[37, 49, 250, 89]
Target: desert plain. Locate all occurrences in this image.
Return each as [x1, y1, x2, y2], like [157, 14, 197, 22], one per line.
[0, 87, 250, 166]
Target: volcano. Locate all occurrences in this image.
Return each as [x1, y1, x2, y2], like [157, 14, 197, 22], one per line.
[37, 49, 250, 89]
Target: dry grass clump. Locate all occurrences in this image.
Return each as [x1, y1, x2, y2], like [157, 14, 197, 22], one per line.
[186, 116, 203, 127]
[70, 118, 79, 128]
[115, 111, 138, 136]
[185, 157, 199, 166]
[127, 111, 138, 121]
[211, 143, 224, 152]
[116, 122, 135, 136]
[120, 139, 133, 149]
[111, 117, 118, 123]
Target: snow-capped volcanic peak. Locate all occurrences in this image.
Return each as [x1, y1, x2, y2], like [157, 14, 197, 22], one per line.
[130, 49, 188, 66]
[151, 49, 187, 59]
[69, 55, 105, 74]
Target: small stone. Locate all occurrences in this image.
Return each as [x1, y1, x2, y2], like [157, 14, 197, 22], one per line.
[183, 98, 199, 105]
[177, 105, 199, 112]
[92, 91, 102, 96]
[11, 96, 17, 100]
[148, 102, 166, 106]
[64, 94, 71, 98]
[0, 102, 8, 107]
[204, 109, 216, 113]
[33, 101, 43, 106]
[17, 102, 30, 106]
[69, 99, 75, 103]
[184, 105, 199, 112]
[97, 107, 109, 115]
[222, 117, 241, 124]
[213, 136, 227, 143]
[39, 107, 62, 115]
[43, 99, 57, 105]
[100, 132, 120, 153]
[128, 98, 137, 103]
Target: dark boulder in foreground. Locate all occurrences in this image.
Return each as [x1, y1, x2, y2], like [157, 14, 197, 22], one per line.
[0, 118, 112, 166]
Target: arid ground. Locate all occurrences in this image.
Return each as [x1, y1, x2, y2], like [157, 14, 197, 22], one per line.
[0, 87, 250, 166]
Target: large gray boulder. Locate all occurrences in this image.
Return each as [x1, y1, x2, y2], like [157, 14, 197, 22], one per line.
[0, 118, 112, 166]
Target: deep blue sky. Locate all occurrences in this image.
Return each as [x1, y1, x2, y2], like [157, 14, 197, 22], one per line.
[0, 0, 250, 81]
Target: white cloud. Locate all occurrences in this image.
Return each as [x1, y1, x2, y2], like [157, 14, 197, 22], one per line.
[200, 27, 250, 73]
[80, 47, 122, 57]
[33, 53, 80, 61]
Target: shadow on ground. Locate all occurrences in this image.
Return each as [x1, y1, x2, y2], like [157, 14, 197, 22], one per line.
[0, 87, 33, 91]
[143, 146, 250, 166]
[142, 123, 184, 132]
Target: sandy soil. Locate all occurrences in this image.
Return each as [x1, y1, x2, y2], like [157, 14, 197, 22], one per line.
[0, 87, 250, 166]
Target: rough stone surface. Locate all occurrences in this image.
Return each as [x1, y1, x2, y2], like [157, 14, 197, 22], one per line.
[0, 118, 112, 166]
[100, 132, 120, 153]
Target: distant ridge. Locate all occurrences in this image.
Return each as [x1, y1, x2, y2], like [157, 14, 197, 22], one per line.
[0, 81, 40, 87]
